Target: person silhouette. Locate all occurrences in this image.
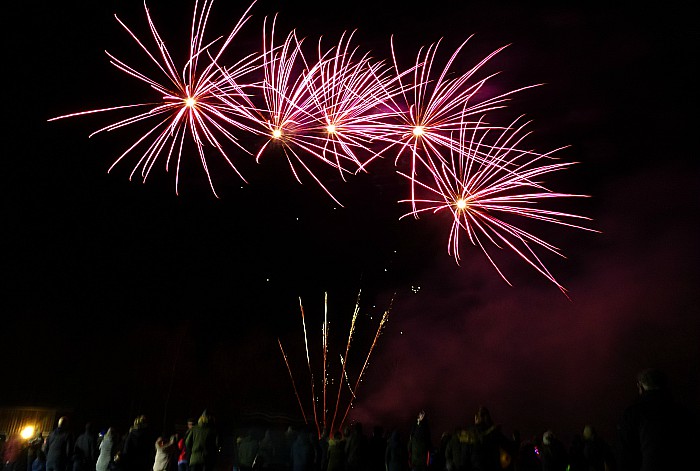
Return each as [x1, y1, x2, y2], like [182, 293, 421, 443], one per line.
[617, 367, 699, 470]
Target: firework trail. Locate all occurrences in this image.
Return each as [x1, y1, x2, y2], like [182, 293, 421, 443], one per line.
[339, 300, 392, 428]
[328, 291, 360, 434]
[48, 0, 261, 196]
[277, 338, 308, 425]
[299, 298, 321, 436]
[322, 292, 329, 429]
[399, 115, 597, 293]
[280, 291, 391, 435]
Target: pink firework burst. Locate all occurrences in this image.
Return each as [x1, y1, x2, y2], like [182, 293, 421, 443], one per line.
[379, 37, 538, 212]
[48, 0, 261, 196]
[399, 115, 598, 293]
[301, 31, 407, 173]
[231, 17, 343, 203]
[230, 21, 405, 205]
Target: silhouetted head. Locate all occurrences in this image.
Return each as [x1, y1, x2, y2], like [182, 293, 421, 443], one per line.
[389, 430, 401, 444]
[637, 368, 667, 393]
[133, 415, 148, 428]
[474, 406, 493, 427]
[542, 430, 555, 446]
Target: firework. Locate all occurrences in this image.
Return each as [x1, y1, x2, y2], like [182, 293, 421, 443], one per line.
[48, 1, 594, 291]
[278, 292, 392, 436]
[399, 115, 597, 293]
[301, 31, 408, 173]
[328, 292, 360, 434]
[337, 301, 391, 428]
[228, 21, 404, 205]
[299, 298, 322, 436]
[48, 0, 261, 196]
[375, 37, 539, 212]
[224, 17, 347, 203]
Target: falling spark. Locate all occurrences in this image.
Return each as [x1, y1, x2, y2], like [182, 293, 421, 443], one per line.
[49, 0, 261, 196]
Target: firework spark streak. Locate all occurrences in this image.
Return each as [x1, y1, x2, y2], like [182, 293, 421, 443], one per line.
[399, 115, 597, 293]
[48, 0, 261, 196]
[280, 292, 391, 435]
[322, 292, 329, 429]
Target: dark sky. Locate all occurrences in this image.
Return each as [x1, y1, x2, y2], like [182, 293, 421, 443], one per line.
[4, 0, 699, 445]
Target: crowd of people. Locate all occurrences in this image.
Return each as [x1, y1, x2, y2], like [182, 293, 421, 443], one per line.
[1, 368, 697, 471]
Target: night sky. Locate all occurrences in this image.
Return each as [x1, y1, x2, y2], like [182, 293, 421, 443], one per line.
[4, 0, 699, 445]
